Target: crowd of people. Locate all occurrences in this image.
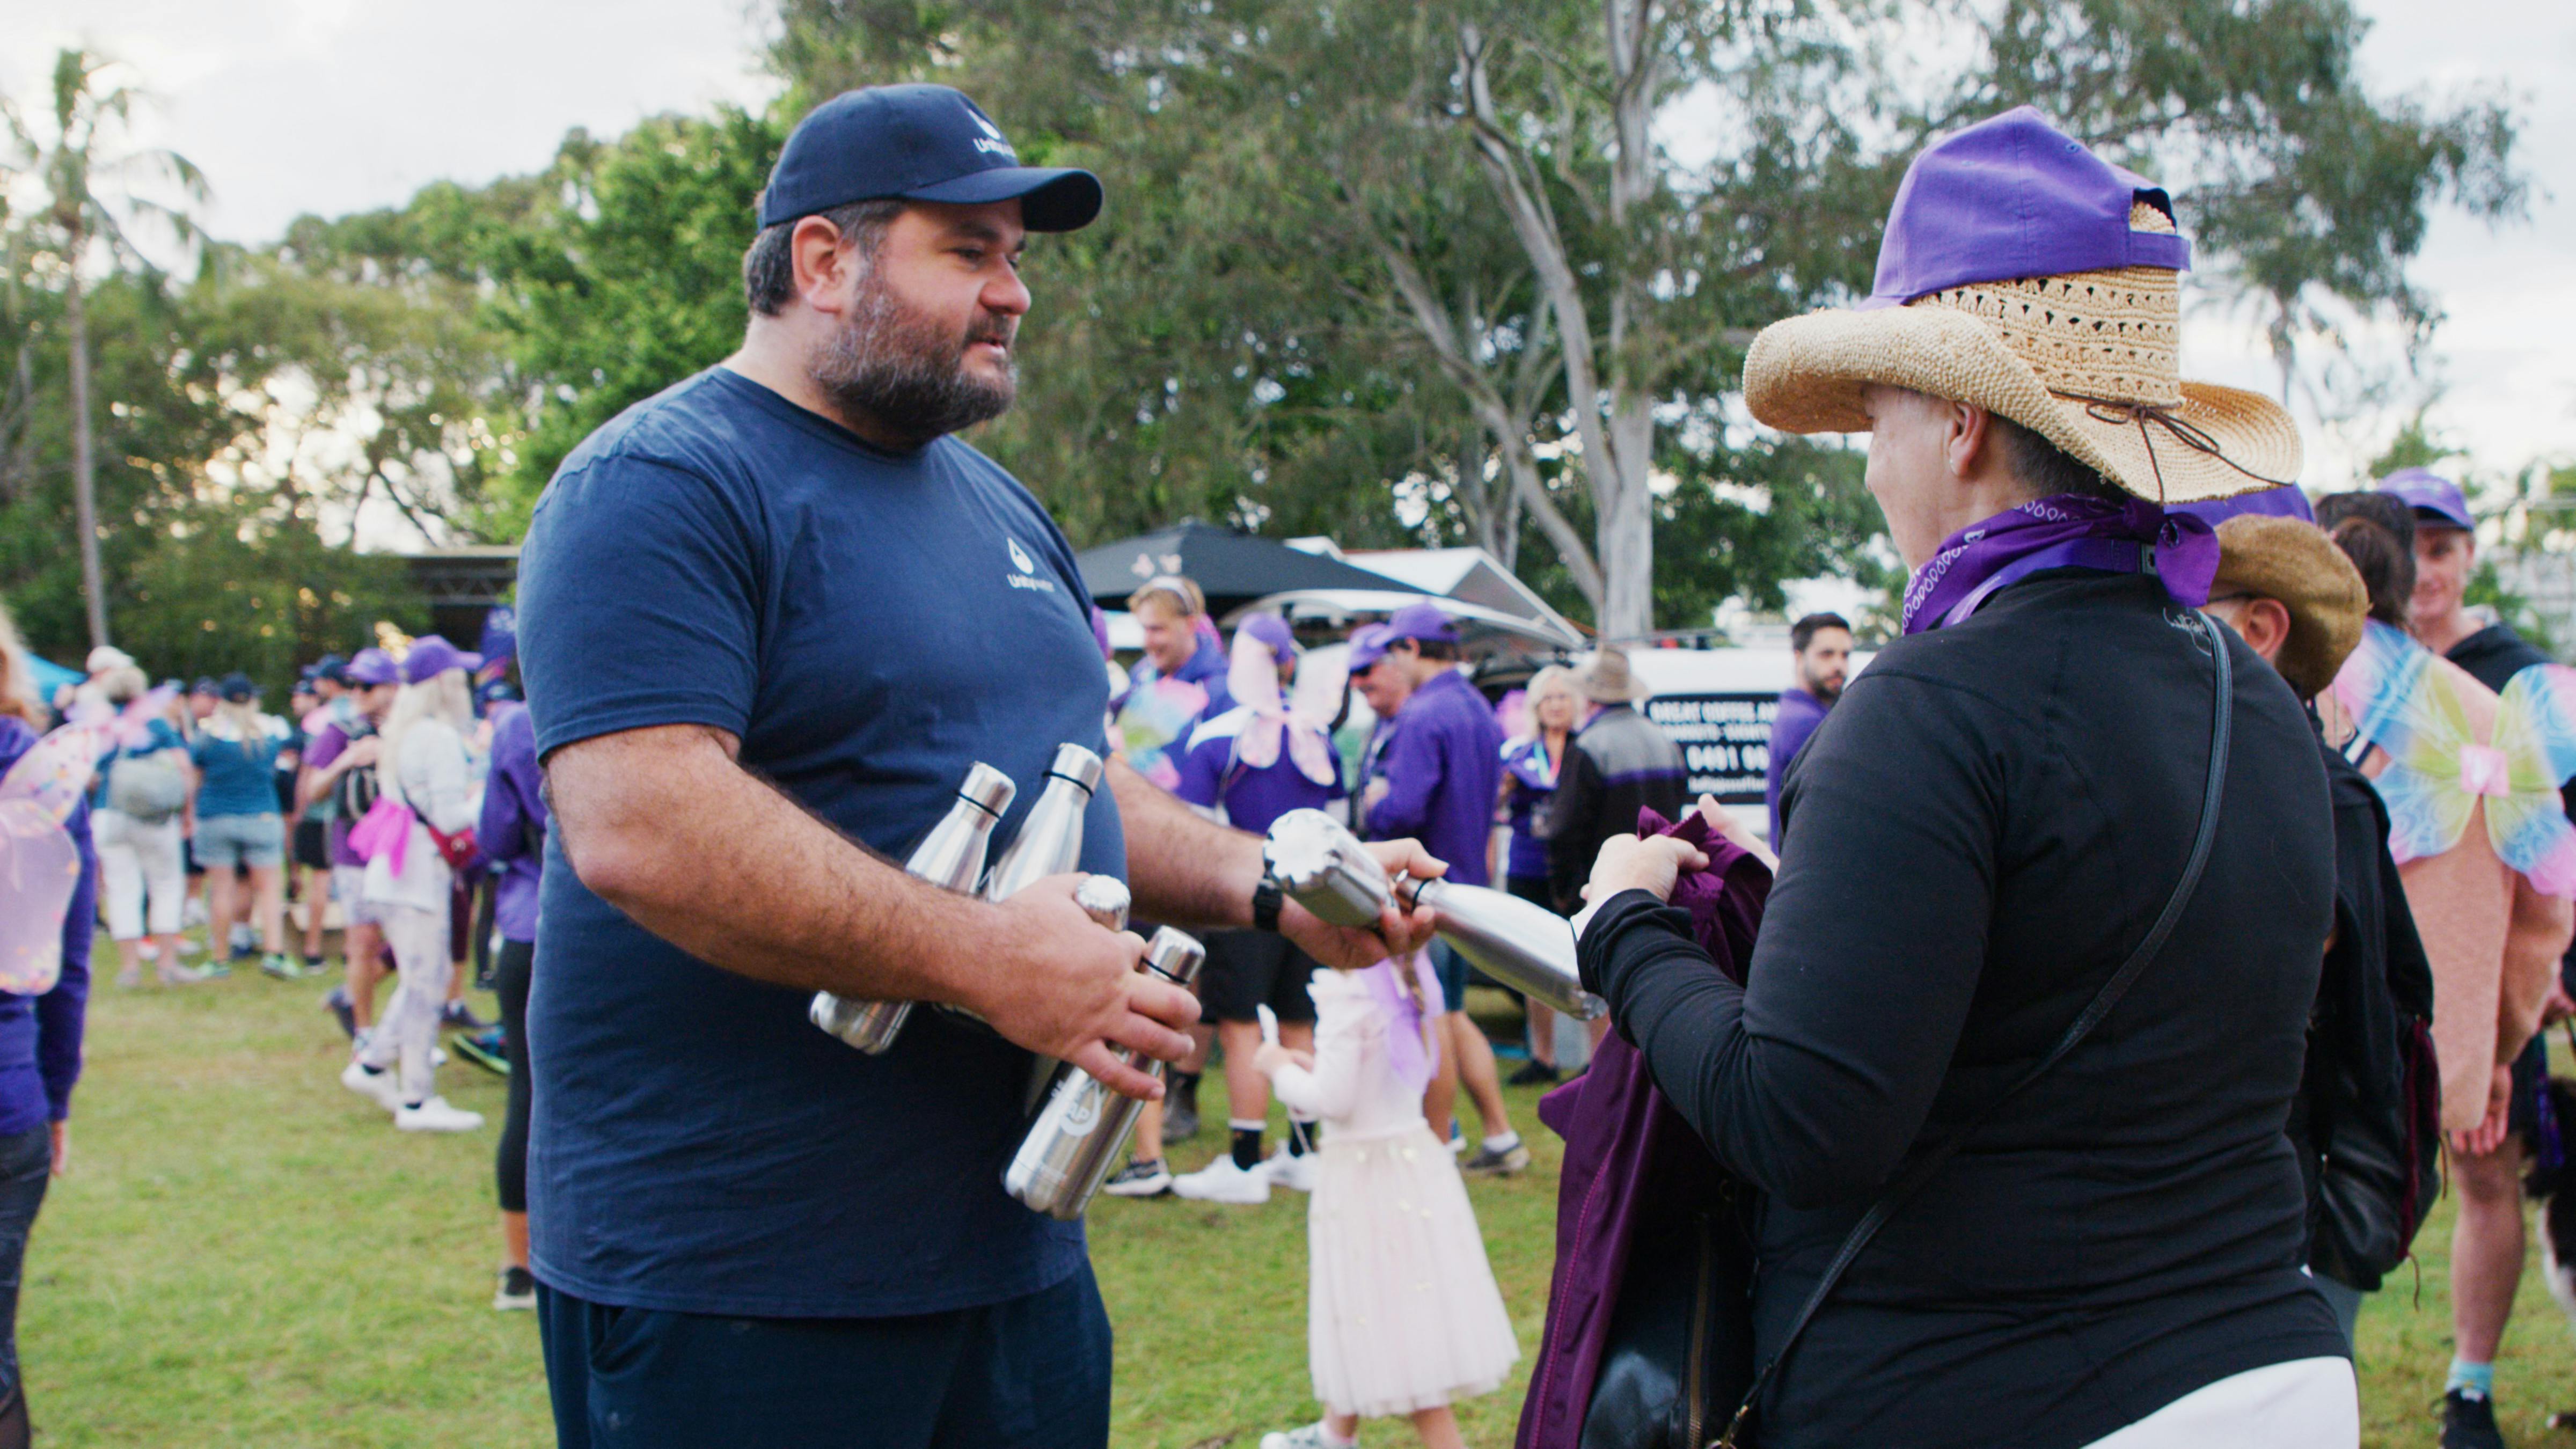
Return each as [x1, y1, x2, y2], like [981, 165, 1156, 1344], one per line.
[4, 82, 2574, 1449]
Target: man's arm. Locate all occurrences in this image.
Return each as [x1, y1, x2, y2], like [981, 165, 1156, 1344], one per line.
[1108, 757, 1440, 968]
[1364, 720, 1444, 840]
[547, 723, 1195, 1099]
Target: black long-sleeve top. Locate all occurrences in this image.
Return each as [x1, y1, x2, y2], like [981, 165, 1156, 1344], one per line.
[1578, 572, 2347, 1449]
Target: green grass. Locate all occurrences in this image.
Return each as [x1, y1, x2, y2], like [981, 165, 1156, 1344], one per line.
[25, 955, 2576, 1446]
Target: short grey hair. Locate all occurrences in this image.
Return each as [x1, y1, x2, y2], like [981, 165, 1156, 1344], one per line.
[741, 199, 907, 317]
[1992, 415, 2130, 506]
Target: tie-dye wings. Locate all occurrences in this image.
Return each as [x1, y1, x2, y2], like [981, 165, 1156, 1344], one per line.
[1115, 676, 1209, 791]
[0, 686, 177, 994]
[2331, 619, 2576, 896]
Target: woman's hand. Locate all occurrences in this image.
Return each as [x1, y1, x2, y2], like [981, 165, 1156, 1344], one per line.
[1583, 833, 1708, 906]
[48, 1121, 68, 1177]
[1694, 794, 1778, 871]
[2449, 1063, 2515, 1158]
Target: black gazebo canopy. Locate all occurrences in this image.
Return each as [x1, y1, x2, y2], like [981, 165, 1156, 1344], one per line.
[1076, 521, 1408, 615]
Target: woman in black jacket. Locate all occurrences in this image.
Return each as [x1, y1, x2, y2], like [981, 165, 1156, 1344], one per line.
[1576, 110, 2353, 1448]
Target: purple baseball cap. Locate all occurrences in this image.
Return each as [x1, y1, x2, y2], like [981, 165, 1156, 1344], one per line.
[400, 635, 481, 685]
[1860, 106, 2191, 311]
[1235, 613, 1301, 660]
[1382, 602, 1460, 646]
[2172, 483, 2314, 529]
[2377, 467, 2472, 531]
[346, 648, 400, 687]
[1346, 623, 1393, 672]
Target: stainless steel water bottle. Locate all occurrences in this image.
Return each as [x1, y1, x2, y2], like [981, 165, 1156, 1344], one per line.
[810, 763, 1016, 1052]
[1005, 927, 1207, 1219]
[1262, 808, 1604, 1020]
[984, 744, 1104, 901]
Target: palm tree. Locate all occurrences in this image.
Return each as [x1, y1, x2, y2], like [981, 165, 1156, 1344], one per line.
[5, 48, 205, 650]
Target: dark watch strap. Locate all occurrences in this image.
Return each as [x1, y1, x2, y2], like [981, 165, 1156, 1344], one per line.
[1251, 876, 1284, 934]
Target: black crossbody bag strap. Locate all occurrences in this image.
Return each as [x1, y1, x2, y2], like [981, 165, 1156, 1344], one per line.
[1717, 611, 2236, 1448]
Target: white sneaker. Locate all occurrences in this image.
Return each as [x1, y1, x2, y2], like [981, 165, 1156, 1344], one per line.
[340, 1059, 402, 1112]
[1260, 1424, 1351, 1449]
[1263, 1150, 1320, 1193]
[1170, 1155, 1270, 1204]
[394, 1096, 484, 1133]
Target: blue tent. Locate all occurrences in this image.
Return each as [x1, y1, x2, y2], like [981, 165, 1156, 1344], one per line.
[24, 654, 81, 704]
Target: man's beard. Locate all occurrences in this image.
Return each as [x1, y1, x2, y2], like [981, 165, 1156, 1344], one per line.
[1804, 668, 1844, 702]
[810, 275, 1016, 445]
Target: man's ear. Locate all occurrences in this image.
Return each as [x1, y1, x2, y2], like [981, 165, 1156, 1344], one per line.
[2240, 597, 2294, 665]
[791, 215, 860, 314]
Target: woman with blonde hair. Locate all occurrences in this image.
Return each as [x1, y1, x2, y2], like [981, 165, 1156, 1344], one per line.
[1497, 664, 1580, 1084]
[186, 672, 296, 978]
[0, 601, 92, 1446]
[340, 636, 484, 1132]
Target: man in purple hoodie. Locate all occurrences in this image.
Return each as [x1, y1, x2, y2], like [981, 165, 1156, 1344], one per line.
[1362, 603, 1526, 1175]
[1762, 613, 1851, 846]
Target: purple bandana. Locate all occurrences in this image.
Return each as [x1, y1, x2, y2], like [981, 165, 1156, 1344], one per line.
[1901, 494, 2218, 636]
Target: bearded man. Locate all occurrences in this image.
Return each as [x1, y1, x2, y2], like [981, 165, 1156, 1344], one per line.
[515, 86, 1438, 1449]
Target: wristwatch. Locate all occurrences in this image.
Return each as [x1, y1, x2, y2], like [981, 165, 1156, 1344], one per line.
[1252, 875, 1284, 934]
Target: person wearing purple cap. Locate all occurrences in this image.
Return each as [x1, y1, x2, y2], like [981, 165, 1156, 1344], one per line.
[1154, 616, 1344, 1205]
[1580, 108, 2352, 1445]
[515, 85, 1444, 1447]
[1361, 604, 1527, 1177]
[301, 648, 401, 1040]
[339, 636, 485, 1135]
[2370, 466, 2576, 1439]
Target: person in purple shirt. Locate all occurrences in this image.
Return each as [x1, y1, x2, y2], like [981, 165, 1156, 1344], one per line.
[1359, 603, 1527, 1176]
[0, 621, 89, 1446]
[298, 649, 400, 1042]
[1763, 612, 1852, 847]
[1157, 615, 1347, 1205]
[476, 700, 546, 1311]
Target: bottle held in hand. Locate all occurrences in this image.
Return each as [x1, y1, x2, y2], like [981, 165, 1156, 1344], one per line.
[1263, 808, 1605, 1020]
[1006, 926, 1206, 1219]
[809, 763, 1015, 1052]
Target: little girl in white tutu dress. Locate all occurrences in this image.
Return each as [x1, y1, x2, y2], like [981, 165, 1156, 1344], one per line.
[1254, 952, 1519, 1449]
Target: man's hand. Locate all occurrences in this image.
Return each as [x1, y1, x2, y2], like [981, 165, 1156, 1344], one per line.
[1278, 837, 1446, 970]
[48, 1120, 67, 1177]
[1360, 777, 1392, 813]
[1584, 833, 1708, 906]
[342, 736, 383, 769]
[955, 875, 1201, 1102]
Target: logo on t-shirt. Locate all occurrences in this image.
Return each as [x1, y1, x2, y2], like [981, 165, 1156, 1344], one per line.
[1005, 536, 1058, 594]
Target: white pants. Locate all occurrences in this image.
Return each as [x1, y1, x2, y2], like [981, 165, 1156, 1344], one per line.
[357, 902, 452, 1105]
[92, 809, 186, 939]
[2083, 1357, 2357, 1448]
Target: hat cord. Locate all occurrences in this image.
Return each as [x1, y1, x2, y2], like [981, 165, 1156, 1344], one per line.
[2049, 391, 2295, 498]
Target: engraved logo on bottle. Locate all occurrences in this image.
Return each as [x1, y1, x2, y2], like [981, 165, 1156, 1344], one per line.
[1059, 1088, 1102, 1138]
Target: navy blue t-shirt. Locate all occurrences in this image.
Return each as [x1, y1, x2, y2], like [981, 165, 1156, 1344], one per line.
[517, 367, 1123, 1319]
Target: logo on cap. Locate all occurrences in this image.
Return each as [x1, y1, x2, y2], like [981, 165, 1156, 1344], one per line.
[970, 111, 1017, 160]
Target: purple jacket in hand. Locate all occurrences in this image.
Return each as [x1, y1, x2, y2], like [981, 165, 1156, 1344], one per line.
[1516, 805, 1770, 1449]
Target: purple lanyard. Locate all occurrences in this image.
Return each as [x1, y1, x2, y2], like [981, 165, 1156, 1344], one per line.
[1936, 537, 2157, 630]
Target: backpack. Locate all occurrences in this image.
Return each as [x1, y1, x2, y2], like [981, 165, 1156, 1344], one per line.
[105, 747, 188, 825]
[333, 722, 382, 826]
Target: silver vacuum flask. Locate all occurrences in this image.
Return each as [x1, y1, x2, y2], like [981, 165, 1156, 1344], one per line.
[1006, 927, 1206, 1220]
[973, 744, 1106, 1106]
[1262, 808, 1605, 1020]
[809, 763, 1015, 1052]
[983, 744, 1106, 901]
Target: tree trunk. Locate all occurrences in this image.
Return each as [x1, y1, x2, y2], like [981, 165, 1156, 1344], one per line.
[65, 266, 109, 650]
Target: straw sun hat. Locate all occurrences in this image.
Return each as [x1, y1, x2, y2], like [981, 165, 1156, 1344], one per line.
[1745, 107, 2300, 506]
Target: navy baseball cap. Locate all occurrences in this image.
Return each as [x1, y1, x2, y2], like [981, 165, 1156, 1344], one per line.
[2377, 467, 2472, 532]
[758, 85, 1102, 233]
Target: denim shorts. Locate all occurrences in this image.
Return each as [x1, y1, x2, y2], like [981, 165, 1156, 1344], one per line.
[194, 813, 284, 869]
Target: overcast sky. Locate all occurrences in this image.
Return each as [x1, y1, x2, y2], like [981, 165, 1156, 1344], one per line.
[6, 0, 2571, 504]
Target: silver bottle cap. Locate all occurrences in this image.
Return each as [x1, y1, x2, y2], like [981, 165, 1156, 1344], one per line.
[1074, 875, 1131, 932]
[1044, 743, 1106, 797]
[1142, 927, 1205, 987]
[957, 762, 1016, 817]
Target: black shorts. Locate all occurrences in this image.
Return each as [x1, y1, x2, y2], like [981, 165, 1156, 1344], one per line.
[293, 817, 331, 870]
[2511, 1030, 2550, 1143]
[1199, 931, 1320, 1025]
